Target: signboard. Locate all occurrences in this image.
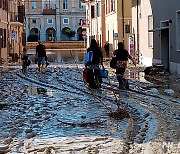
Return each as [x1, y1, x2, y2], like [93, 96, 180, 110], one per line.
[11, 32, 16, 40]
[128, 34, 135, 57]
[114, 33, 118, 40]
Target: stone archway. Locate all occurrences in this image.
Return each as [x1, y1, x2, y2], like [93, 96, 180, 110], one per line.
[61, 27, 70, 41]
[29, 28, 40, 40]
[46, 27, 56, 41]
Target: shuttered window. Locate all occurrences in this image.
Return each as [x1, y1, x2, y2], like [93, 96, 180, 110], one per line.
[3, 29, 6, 48]
[0, 0, 2, 8]
[177, 11, 180, 51]
[91, 5, 95, 18]
[97, 2, 100, 17]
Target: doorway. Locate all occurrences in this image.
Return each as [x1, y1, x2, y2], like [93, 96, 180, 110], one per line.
[160, 28, 169, 72]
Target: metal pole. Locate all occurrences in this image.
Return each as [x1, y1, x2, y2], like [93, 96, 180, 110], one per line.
[137, 0, 139, 63]
[122, 0, 125, 42]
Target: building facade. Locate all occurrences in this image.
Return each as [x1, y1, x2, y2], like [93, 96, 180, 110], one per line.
[25, 0, 86, 42]
[0, 0, 9, 65]
[0, 0, 25, 65]
[83, 0, 132, 55]
[132, 0, 180, 74]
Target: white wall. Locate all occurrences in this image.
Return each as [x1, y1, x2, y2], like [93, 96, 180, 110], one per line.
[132, 0, 153, 66]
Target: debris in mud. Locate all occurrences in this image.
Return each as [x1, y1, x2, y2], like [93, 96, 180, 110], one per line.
[164, 89, 175, 96]
[0, 102, 8, 109]
[109, 108, 130, 120]
[57, 119, 102, 127]
[144, 65, 165, 76]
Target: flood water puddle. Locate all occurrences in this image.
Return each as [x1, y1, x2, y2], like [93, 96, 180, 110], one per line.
[0, 65, 129, 140]
[0, 49, 179, 143]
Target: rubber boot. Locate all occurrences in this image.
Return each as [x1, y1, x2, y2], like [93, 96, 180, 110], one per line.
[38, 66, 41, 72]
[117, 75, 126, 90]
[41, 65, 45, 72]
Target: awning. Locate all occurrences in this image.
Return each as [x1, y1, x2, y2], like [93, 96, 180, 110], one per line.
[9, 22, 24, 27]
[148, 26, 170, 32]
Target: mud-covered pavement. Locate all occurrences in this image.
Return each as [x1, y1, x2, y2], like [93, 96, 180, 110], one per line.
[0, 61, 179, 153]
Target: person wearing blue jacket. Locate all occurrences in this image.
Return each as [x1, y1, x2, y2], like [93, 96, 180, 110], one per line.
[86, 39, 103, 89]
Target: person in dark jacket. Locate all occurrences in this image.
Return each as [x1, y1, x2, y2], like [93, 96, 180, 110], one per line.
[36, 40, 46, 72]
[86, 39, 103, 89]
[104, 41, 110, 58]
[114, 42, 136, 89]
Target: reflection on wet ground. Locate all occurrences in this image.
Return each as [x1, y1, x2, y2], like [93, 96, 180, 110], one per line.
[124, 67, 180, 98]
[28, 49, 85, 63]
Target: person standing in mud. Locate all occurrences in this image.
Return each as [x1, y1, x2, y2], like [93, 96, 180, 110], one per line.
[86, 39, 103, 89]
[104, 41, 110, 58]
[113, 42, 136, 89]
[36, 40, 46, 72]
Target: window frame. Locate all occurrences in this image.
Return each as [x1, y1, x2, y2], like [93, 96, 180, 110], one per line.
[97, 2, 100, 17]
[63, 18, 69, 24]
[176, 10, 180, 51]
[79, 0, 83, 10]
[47, 18, 53, 24]
[32, 2, 36, 10]
[32, 19, 37, 24]
[63, 0, 68, 10]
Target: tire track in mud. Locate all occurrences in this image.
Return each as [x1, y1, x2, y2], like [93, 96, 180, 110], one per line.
[15, 69, 119, 110]
[16, 69, 152, 142]
[125, 90, 180, 141]
[13, 68, 150, 153]
[107, 79, 180, 144]
[11, 68, 132, 143]
[4, 67, 179, 153]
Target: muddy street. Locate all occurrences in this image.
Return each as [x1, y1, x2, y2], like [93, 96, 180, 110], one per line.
[0, 52, 179, 153]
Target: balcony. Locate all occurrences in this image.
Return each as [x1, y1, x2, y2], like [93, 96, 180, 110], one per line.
[18, 5, 25, 23]
[42, 9, 56, 15]
[10, 14, 23, 26]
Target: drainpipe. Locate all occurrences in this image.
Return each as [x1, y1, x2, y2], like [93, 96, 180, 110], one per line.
[55, 4, 57, 41]
[7, 1, 10, 58]
[137, 0, 139, 63]
[101, 0, 105, 47]
[122, 0, 125, 42]
[0, 31, 1, 65]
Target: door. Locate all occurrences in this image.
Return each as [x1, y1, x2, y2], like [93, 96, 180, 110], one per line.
[160, 28, 169, 72]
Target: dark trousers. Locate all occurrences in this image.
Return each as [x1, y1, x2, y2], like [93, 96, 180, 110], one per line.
[87, 69, 102, 89]
[116, 67, 129, 89]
